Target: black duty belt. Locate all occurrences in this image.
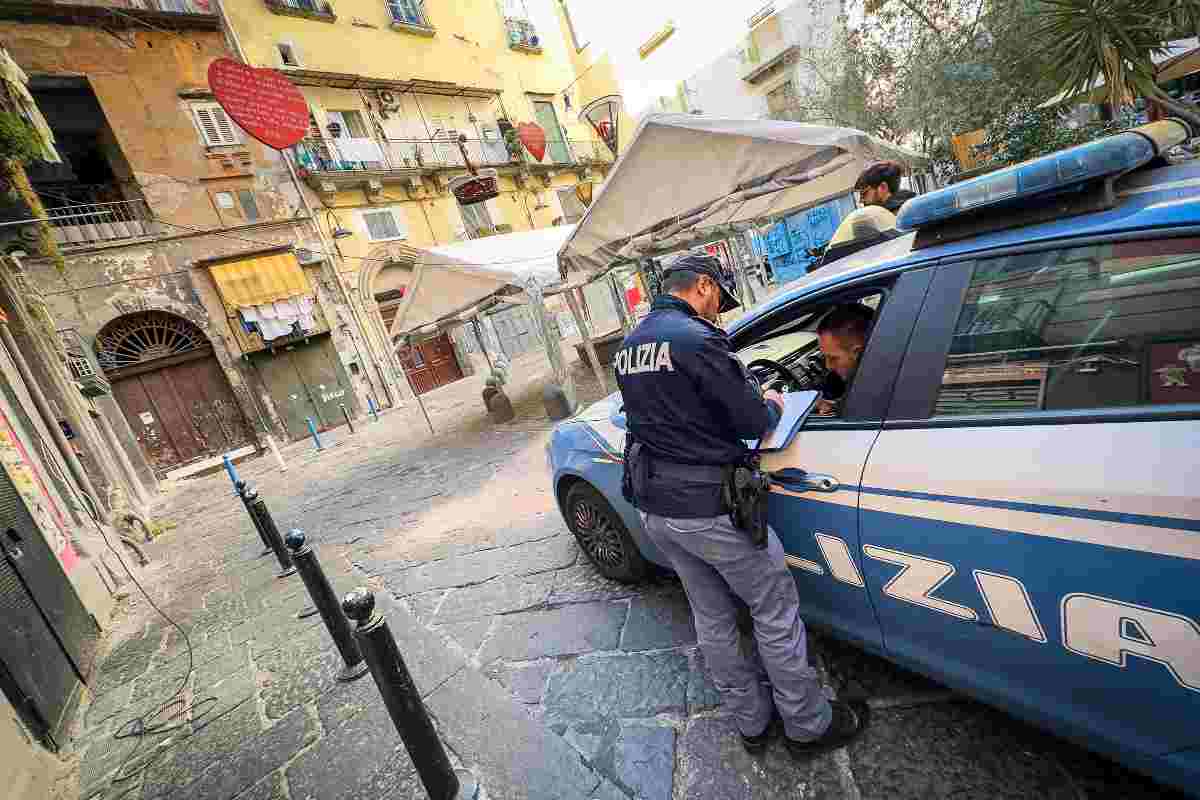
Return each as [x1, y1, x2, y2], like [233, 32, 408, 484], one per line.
[649, 460, 727, 483]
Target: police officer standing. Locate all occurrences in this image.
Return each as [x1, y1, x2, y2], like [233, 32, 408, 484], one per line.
[615, 254, 868, 757]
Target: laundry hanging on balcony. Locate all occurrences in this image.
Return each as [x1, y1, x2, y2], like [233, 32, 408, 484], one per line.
[238, 295, 317, 341]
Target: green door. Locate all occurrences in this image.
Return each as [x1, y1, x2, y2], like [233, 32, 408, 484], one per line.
[533, 101, 570, 164]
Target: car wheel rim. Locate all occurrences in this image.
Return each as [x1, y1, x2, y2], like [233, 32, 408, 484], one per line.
[573, 499, 625, 568]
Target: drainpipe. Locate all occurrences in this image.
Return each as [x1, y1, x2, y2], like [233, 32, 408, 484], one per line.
[90, 405, 153, 510]
[0, 321, 101, 551]
[211, 0, 401, 412]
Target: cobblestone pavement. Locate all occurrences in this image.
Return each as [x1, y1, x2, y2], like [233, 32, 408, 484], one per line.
[64, 347, 1184, 800]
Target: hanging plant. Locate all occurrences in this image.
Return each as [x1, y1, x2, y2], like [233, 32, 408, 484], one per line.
[0, 112, 42, 165]
[502, 128, 523, 161]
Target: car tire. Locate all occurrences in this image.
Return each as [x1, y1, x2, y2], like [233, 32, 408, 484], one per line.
[565, 482, 649, 584]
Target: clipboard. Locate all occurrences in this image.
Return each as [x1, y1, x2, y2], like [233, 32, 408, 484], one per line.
[743, 390, 820, 452]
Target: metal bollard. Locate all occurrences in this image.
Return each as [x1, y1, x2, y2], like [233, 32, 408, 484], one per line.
[340, 404, 355, 434]
[342, 589, 479, 800]
[306, 417, 324, 451]
[223, 454, 241, 491]
[367, 397, 379, 422]
[285, 530, 367, 681]
[244, 486, 296, 578]
[235, 480, 273, 556]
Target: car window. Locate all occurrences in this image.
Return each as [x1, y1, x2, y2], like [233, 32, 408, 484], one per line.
[931, 237, 1200, 416]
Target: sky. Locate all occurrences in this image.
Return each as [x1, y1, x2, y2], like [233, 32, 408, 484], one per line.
[565, 0, 778, 114]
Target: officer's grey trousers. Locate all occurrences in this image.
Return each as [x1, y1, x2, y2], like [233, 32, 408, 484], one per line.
[641, 513, 832, 741]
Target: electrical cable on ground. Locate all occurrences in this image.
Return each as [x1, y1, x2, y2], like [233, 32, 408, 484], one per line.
[66, 480, 222, 794]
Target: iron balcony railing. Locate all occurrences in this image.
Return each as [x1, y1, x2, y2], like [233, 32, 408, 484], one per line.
[147, 0, 215, 13]
[292, 134, 610, 173]
[265, 0, 334, 15]
[44, 199, 160, 247]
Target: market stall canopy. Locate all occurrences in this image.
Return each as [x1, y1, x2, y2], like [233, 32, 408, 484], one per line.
[557, 114, 928, 280]
[389, 224, 574, 337]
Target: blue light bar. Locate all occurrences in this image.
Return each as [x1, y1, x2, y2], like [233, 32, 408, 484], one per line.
[895, 121, 1188, 231]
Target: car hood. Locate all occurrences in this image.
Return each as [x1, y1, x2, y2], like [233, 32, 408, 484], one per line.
[576, 390, 626, 430]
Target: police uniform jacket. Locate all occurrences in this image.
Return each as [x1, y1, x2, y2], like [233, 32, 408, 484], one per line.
[615, 295, 781, 517]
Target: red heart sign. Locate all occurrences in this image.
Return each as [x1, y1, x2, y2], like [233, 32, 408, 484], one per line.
[517, 122, 547, 162]
[208, 58, 309, 150]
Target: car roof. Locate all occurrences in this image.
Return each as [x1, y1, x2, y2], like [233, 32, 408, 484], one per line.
[730, 159, 1200, 334]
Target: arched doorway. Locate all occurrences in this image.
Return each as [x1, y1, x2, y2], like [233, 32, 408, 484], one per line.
[96, 311, 254, 474]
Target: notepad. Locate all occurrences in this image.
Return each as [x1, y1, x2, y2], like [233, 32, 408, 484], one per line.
[744, 390, 819, 452]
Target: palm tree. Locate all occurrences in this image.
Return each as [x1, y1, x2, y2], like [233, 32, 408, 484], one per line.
[1032, 0, 1200, 131]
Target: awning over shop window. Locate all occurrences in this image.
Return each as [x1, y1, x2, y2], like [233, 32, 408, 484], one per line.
[209, 250, 310, 311]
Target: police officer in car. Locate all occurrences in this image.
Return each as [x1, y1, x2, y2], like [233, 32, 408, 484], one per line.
[615, 253, 868, 757]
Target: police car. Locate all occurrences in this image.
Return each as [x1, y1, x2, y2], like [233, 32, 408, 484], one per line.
[547, 118, 1200, 795]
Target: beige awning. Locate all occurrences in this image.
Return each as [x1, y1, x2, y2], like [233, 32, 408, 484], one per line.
[557, 114, 927, 279]
[388, 225, 573, 337]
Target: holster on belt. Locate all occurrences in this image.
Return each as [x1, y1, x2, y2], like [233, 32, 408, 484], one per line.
[723, 456, 770, 549]
[622, 439, 648, 507]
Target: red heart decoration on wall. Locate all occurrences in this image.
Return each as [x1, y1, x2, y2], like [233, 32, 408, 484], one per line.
[208, 58, 309, 150]
[517, 122, 547, 162]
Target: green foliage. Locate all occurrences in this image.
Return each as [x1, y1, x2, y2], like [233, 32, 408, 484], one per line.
[1031, 0, 1200, 127]
[978, 103, 1136, 168]
[0, 112, 43, 164]
[792, 0, 1063, 152]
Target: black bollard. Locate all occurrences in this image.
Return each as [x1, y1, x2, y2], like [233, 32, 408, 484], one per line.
[245, 486, 296, 578]
[340, 403, 355, 434]
[285, 530, 367, 681]
[235, 480, 273, 556]
[342, 589, 479, 800]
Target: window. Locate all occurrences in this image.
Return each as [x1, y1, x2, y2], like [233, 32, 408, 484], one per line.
[329, 110, 369, 138]
[237, 189, 260, 222]
[766, 79, 798, 115]
[192, 102, 240, 146]
[361, 208, 407, 241]
[556, 187, 586, 224]
[459, 201, 494, 238]
[531, 100, 570, 163]
[929, 238, 1200, 417]
[388, 0, 428, 26]
[277, 42, 300, 67]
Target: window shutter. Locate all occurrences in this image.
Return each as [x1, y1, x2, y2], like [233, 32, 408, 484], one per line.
[193, 103, 241, 146]
[363, 210, 404, 240]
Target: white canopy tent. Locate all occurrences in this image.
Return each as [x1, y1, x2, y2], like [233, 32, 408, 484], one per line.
[387, 224, 606, 417]
[557, 114, 929, 281]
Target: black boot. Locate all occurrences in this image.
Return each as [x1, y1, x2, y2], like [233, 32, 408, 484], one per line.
[785, 699, 869, 759]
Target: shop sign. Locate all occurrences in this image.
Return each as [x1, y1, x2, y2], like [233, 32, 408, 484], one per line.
[208, 58, 309, 150]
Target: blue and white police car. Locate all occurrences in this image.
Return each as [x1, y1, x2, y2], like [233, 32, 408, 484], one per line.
[547, 119, 1200, 795]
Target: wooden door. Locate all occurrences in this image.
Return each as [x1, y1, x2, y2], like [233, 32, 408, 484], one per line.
[110, 351, 253, 473]
[398, 332, 464, 395]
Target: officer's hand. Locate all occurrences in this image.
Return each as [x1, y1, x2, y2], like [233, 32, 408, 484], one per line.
[763, 389, 785, 412]
[814, 398, 837, 416]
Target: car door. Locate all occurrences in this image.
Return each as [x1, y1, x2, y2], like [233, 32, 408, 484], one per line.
[750, 266, 934, 654]
[861, 237, 1200, 760]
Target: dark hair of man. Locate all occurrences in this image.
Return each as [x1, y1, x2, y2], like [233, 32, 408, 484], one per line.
[662, 269, 703, 294]
[855, 161, 903, 194]
[816, 303, 875, 341]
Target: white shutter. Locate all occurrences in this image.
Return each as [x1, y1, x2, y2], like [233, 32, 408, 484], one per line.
[192, 102, 241, 146]
[362, 209, 406, 240]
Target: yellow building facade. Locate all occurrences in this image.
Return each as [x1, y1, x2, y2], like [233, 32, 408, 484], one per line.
[221, 0, 614, 375]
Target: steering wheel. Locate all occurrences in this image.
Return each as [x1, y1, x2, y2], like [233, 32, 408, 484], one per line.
[746, 358, 808, 390]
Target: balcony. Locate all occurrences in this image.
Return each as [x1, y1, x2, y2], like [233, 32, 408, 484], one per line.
[292, 134, 612, 188]
[44, 199, 160, 248]
[505, 17, 541, 53]
[387, 0, 434, 35]
[741, 42, 800, 84]
[8, 0, 222, 26]
[264, 0, 336, 22]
